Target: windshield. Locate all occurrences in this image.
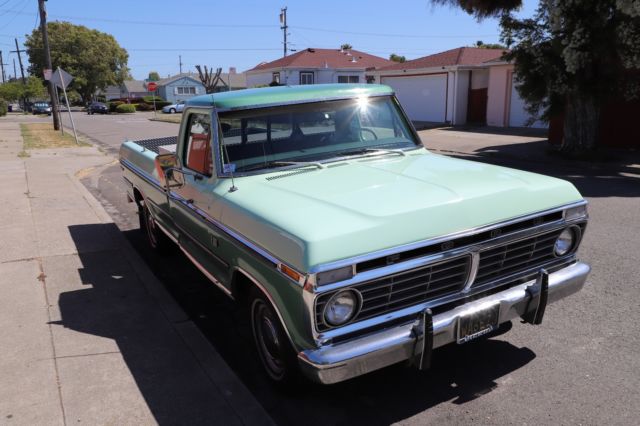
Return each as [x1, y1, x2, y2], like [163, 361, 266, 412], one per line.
[218, 95, 419, 173]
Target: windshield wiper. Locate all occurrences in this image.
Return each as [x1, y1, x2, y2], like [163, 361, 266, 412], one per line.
[237, 160, 326, 172]
[336, 148, 408, 158]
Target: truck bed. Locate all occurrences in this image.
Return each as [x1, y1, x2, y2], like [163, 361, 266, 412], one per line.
[134, 136, 178, 154]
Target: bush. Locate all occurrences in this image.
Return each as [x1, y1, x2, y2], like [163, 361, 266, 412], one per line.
[142, 95, 164, 103]
[0, 99, 7, 116]
[135, 103, 154, 111]
[108, 101, 124, 112]
[116, 103, 136, 113]
[155, 101, 171, 109]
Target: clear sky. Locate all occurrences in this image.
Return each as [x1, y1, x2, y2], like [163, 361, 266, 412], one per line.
[0, 0, 537, 81]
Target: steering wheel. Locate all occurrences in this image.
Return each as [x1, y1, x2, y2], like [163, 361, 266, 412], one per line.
[360, 128, 378, 140]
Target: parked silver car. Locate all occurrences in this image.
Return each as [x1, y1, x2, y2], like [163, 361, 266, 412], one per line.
[162, 101, 185, 114]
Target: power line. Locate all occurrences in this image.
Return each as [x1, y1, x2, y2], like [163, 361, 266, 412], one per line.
[291, 25, 498, 39]
[0, 0, 30, 31]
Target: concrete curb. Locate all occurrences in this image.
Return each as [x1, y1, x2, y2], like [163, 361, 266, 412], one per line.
[68, 167, 275, 426]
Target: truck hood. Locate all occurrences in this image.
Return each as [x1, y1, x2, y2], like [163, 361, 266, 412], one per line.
[218, 149, 583, 272]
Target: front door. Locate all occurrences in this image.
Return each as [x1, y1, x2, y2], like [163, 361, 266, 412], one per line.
[169, 110, 230, 288]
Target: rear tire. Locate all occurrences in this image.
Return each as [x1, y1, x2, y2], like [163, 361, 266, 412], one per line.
[250, 289, 302, 388]
[170, 108, 176, 114]
[140, 200, 173, 254]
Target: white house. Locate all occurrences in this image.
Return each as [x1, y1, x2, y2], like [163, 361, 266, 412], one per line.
[370, 47, 506, 125]
[246, 48, 393, 87]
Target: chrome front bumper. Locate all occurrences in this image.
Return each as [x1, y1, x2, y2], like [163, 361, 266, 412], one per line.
[298, 261, 590, 384]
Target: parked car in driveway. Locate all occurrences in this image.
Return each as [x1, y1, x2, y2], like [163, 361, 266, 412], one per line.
[120, 84, 591, 386]
[162, 101, 185, 114]
[87, 102, 109, 114]
[32, 102, 52, 115]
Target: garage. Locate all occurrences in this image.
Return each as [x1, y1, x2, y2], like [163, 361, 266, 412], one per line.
[508, 75, 547, 128]
[381, 74, 447, 123]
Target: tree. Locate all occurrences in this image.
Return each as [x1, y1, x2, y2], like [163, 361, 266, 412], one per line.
[389, 53, 406, 63]
[24, 21, 130, 102]
[474, 40, 506, 49]
[501, 1, 640, 151]
[148, 71, 160, 82]
[340, 43, 353, 50]
[0, 76, 46, 101]
[429, 0, 640, 152]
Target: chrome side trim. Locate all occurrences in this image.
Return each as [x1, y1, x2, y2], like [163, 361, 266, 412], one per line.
[232, 267, 299, 350]
[153, 217, 179, 244]
[180, 245, 234, 299]
[308, 200, 587, 274]
[121, 155, 305, 286]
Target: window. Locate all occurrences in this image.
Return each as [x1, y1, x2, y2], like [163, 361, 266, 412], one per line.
[183, 113, 212, 176]
[272, 72, 280, 84]
[176, 86, 197, 95]
[299, 72, 314, 85]
[337, 76, 359, 84]
[219, 96, 419, 173]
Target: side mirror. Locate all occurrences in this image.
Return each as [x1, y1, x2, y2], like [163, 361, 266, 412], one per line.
[155, 153, 183, 188]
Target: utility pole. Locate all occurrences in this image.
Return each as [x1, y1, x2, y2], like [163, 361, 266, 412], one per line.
[179, 55, 183, 74]
[10, 39, 26, 84]
[0, 51, 6, 83]
[39, 0, 60, 130]
[280, 7, 288, 57]
[13, 58, 16, 80]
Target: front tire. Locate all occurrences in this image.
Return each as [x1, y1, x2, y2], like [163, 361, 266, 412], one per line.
[140, 200, 172, 253]
[169, 108, 176, 114]
[250, 290, 301, 387]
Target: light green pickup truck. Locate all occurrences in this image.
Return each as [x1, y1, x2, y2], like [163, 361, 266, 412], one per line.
[119, 84, 590, 385]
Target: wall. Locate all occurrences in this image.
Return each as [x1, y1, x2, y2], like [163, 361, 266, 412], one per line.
[247, 69, 366, 87]
[486, 64, 512, 127]
[162, 77, 204, 103]
[454, 70, 469, 125]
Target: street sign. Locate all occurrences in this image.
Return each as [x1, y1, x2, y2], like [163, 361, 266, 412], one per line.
[147, 82, 157, 92]
[43, 68, 52, 80]
[51, 68, 73, 90]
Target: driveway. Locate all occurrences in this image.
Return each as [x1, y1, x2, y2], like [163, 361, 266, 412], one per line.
[70, 116, 640, 425]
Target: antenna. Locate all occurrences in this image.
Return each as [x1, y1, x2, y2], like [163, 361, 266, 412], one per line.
[212, 95, 238, 192]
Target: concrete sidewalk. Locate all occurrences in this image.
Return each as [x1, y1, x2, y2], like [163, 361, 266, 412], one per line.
[0, 121, 273, 425]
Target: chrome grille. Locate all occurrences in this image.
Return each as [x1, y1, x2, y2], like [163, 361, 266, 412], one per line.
[473, 229, 563, 286]
[316, 255, 470, 332]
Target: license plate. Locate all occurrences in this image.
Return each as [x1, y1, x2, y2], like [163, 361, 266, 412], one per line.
[457, 303, 500, 344]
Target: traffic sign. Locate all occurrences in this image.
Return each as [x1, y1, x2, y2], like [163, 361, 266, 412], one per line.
[147, 82, 157, 92]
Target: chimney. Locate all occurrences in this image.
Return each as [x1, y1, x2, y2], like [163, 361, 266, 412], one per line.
[229, 67, 236, 74]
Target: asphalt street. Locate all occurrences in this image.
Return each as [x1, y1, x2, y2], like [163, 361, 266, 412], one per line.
[65, 111, 640, 425]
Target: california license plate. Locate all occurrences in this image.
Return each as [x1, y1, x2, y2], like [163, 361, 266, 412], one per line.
[457, 303, 500, 344]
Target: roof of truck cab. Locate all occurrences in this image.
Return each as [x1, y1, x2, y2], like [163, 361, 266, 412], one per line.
[184, 84, 394, 111]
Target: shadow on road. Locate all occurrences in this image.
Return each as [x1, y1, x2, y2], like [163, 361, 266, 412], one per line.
[114, 226, 537, 426]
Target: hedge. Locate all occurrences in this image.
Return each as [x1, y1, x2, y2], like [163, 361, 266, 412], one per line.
[142, 95, 164, 103]
[0, 99, 7, 117]
[108, 101, 123, 112]
[116, 104, 136, 113]
[135, 103, 154, 111]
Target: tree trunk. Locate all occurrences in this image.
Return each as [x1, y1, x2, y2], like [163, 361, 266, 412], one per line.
[561, 93, 600, 152]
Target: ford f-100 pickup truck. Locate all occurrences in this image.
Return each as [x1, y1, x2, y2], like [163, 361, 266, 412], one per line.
[119, 84, 590, 385]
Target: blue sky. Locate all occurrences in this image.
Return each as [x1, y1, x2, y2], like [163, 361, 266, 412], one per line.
[0, 0, 537, 81]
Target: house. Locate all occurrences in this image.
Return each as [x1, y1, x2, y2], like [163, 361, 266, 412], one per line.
[156, 74, 205, 104]
[156, 69, 247, 104]
[245, 48, 393, 87]
[371, 47, 506, 125]
[102, 80, 152, 101]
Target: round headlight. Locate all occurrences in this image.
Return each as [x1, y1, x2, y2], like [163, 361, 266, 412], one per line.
[323, 290, 360, 326]
[554, 228, 576, 256]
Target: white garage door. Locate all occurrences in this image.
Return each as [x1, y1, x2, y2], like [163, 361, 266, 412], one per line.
[508, 77, 547, 128]
[381, 74, 447, 122]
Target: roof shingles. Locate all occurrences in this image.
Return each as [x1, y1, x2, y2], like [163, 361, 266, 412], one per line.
[248, 48, 393, 72]
[380, 47, 507, 71]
